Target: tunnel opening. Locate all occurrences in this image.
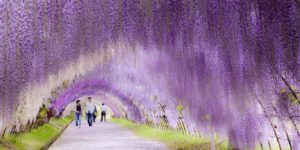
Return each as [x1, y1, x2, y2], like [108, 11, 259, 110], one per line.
[61, 95, 116, 120]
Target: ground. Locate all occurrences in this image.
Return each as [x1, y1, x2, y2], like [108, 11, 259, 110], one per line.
[48, 120, 169, 150]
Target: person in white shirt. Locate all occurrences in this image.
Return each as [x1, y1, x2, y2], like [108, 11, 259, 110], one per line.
[101, 103, 107, 122]
[86, 97, 95, 126]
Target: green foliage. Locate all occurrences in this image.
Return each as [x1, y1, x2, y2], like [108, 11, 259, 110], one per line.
[47, 98, 52, 103]
[62, 80, 69, 89]
[288, 93, 299, 105]
[38, 107, 48, 118]
[111, 118, 229, 150]
[176, 104, 184, 117]
[280, 86, 300, 105]
[0, 117, 72, 150]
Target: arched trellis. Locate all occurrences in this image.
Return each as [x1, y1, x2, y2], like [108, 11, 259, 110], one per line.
[0, 1, 299, 149]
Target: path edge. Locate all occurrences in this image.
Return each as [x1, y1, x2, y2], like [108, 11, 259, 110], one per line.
[41, 122, 71, 150]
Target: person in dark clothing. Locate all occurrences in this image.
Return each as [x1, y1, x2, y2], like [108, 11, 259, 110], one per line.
[93, 105, 97, 122]
[101, 103, 107, 122]
[75, 100, 82, 128]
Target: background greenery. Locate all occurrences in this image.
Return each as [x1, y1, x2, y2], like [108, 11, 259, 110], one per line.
[0, 116, 73, 150]
[111, 118, 229, 150]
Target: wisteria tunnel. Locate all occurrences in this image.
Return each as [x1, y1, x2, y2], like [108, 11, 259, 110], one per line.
[0, 0, 299, 149]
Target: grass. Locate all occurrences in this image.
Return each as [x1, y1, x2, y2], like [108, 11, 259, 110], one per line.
[111, 118, 229, 150]
[0, 147, 6, 150]
[0, 116, 73, 150]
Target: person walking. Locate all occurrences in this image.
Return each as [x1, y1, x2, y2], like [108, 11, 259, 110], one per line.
[86, 97, 95, 126]
[75, 100, 82, 128]
[101, 103, 107, 122]
[93, 105, 97, 122]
